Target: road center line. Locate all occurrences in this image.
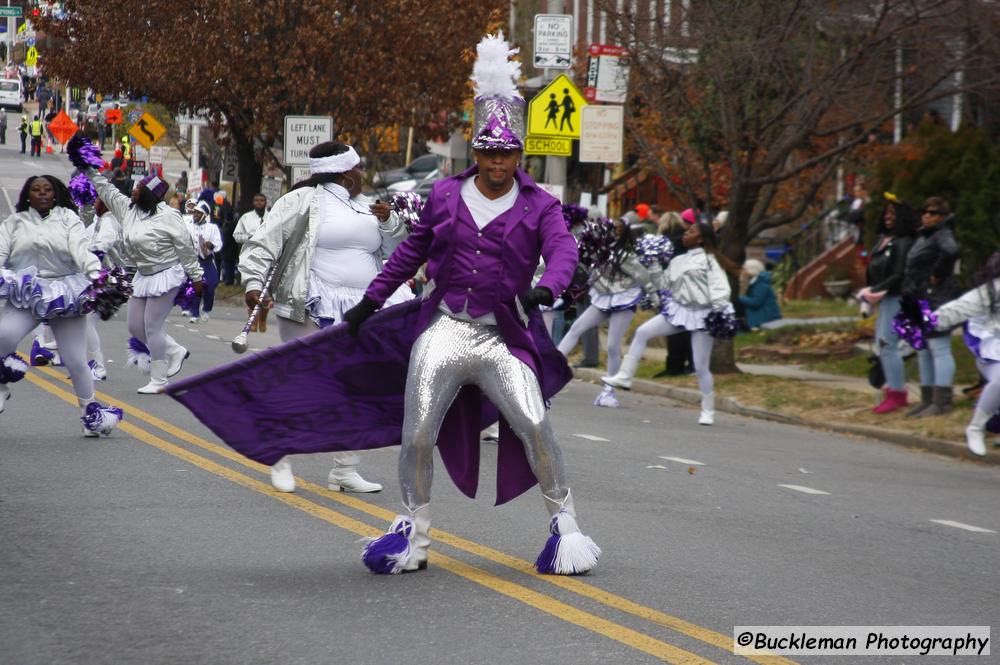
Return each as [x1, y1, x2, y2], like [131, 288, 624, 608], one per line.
[23, 372, 720, 665]
[659, 456, 705, 466]
[929, 520, 996, 534]
[777, 484, 830, 495]
[32, 366, 799, 665]
[573, 433, 610, 442]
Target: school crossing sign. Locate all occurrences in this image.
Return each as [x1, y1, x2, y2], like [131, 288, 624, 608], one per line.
[527, 74, 587, 140]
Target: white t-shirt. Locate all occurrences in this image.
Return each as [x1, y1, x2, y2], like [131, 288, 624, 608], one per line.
[460, 177, 518, 230]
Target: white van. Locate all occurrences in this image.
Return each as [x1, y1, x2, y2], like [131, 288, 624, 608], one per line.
[0, 78, 24, 112]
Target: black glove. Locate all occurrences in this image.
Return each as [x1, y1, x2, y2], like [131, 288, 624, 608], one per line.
[521, 286, 554, 310]
[343, 296, 379, 336]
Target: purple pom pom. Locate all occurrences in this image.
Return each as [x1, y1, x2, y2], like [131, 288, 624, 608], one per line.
[81, 267, 133, 320]
[561, 204, 589, 231]
[389, 192, 423, 232]
[635, 234, 674, 269]
[69, 172, 98, 208]
[81, 402, 124, 436]
[67, 134, 105, 170]
[0, 352, 29, 383]
[173, 279, 200, 313]
[892, 297, 939, 350]
[705, 309, 738, 339]
[577, 217, 617, 270]
[361, 516, 414, 574]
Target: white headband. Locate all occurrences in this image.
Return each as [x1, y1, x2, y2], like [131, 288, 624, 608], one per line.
[309, 147, 360, 175]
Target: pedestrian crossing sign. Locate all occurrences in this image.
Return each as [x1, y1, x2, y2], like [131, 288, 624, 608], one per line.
[527, 74, 588, 140]
[128, 112, 166, 150]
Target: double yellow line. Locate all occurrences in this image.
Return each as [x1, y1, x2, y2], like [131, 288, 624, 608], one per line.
[27, 365, 796, 665]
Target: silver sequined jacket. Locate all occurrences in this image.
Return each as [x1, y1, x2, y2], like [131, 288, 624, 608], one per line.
[660, 248, 731, 308]
[239, 185, 406, 323]
[0, 206, 101, 279]
[86, 169, 202, 280]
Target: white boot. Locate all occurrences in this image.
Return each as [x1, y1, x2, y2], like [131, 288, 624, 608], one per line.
[699, 391, 715, 426]
[270, 458, 296, 492]
[328, 452, 383, 492]
[536, 489, 601, 575]
[89, 359, 107, 381]
[601, 354, 640, 390]
[966, 408, 991, 456]
[0, 383, 10, 414]
[165, 340, 189, 377]
[137, 360, 169, 394]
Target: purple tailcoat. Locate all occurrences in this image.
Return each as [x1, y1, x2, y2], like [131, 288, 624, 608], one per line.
[366, 166, 579, 502]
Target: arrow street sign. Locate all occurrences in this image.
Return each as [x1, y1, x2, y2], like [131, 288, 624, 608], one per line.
[104, 109, 122, 125]
[128, 112, 167, 150]
[527, 74, 588, 140]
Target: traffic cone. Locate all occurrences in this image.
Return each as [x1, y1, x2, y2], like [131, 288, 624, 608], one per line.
[45, 138, 53, 154]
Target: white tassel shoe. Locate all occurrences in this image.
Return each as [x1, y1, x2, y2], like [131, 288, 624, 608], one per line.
[966, 408, 990, 456]
[328, 453, 382, 492]
[361, 504, 431, 574]
[593, 385, 620, 408]
[137, 360, 169, 394]
[535, 489, 601, 575]
[601, 355, 639, 390]
[699, 392, 715, 426]
[81, 402, 124, 437]
[270, 458, 296, 492]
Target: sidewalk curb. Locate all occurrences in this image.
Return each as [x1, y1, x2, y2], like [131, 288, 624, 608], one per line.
[573, 368, 1000, 466]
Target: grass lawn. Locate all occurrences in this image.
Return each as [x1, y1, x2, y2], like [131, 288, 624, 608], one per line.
[780, 298, 858, 319]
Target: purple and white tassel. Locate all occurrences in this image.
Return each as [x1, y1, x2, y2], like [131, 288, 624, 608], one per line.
[0, 352, 28, 383]
[389, 192, 424, 232]
[705, 309, 738, 339]
[81, 402, 124, 436]
[173, 279, 200, 314]
[361, 515, 415, 575]
[535, 511, 601, 575]
[29, 339, 57, 367]
[126, 337, 152, 373]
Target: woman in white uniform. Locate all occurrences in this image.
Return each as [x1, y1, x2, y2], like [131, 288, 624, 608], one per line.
[241, 141, 411, 494]
[84, 170, 204, 394]
[603, 221, 732, 425]
[932, 254, 1000, 456]
[556, 218, 649, 408]
[0, 175, 123, 436]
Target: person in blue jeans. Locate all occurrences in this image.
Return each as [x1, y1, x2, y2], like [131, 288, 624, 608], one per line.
[900, 196, 961, 417]
[858, 195, 917, 414]
[184, 201, 222, 323]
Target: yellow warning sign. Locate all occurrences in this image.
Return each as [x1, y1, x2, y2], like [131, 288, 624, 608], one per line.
[25, 46, 38, 67]
[524, 135, 572, 157]
[128, 112, 167, 150]
[527, 74, 588, 139]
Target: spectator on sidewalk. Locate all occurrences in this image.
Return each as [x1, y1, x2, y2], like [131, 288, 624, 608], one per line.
[739, 259, 782, 331]
[28, 115, 44, 157]
[0, 109, 7, 144]
[212, 190, 237, 284]
[902, 196, 962, 418]
[858, 195, 918, 414]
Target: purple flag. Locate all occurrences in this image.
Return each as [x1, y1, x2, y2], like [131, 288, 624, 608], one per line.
[166, 299, 572, 504]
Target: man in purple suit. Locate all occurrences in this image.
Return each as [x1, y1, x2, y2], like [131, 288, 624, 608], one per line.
[346, 33, 600, 576]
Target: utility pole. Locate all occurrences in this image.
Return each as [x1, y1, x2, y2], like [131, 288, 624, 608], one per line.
[543, 0, 568, 192]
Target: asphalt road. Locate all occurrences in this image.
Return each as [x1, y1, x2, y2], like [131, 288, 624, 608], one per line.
[1, 138, 997, 665]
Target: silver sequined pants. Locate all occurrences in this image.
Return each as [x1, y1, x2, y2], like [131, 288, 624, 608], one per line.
[400, 313, 568, 508]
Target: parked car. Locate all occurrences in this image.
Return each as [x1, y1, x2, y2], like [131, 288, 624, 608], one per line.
[387, 168, 445, 199]
[85, 103, 102, 124]
[0, 78, 23, 112]
[373, 153, 442, 189]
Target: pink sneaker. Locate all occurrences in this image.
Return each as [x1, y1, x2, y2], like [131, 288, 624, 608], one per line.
[872, 388, 908, 414]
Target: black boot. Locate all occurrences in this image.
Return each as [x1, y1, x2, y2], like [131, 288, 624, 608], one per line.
[905, 386, 933, 417]
[918, 386, 954, 418]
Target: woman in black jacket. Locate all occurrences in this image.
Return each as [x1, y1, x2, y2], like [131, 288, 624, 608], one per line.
[858, 196, 917, 414]
[900, 196, 961, 417]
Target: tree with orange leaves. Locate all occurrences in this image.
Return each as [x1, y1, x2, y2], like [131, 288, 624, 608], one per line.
[37, 1, 505, 211]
